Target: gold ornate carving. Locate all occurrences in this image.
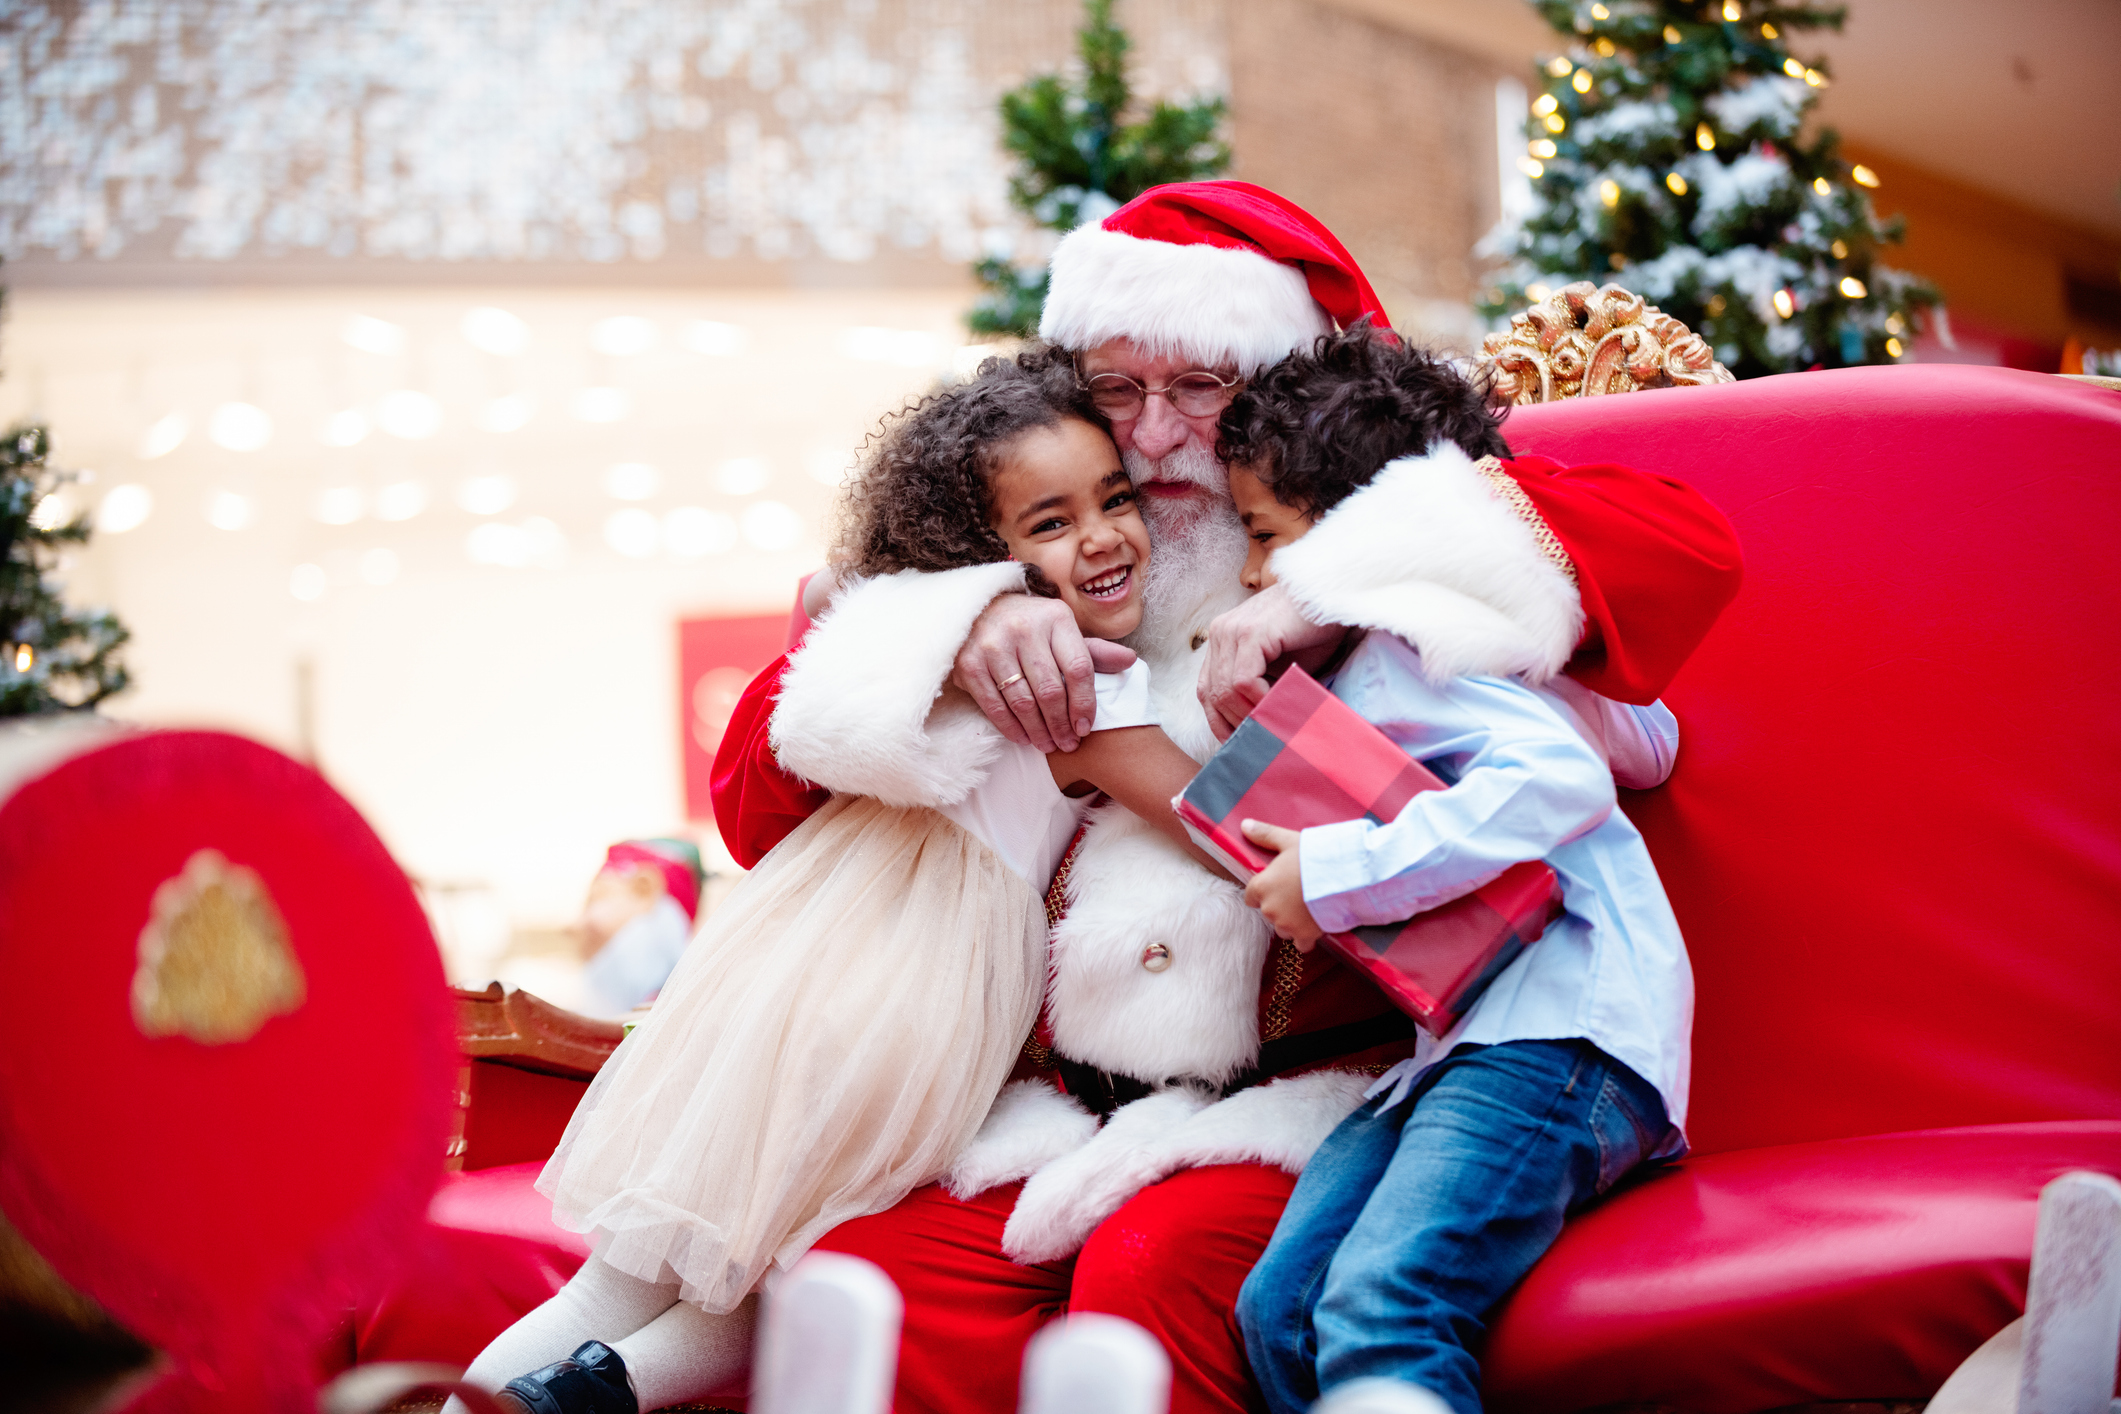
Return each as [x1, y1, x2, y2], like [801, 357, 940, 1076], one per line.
[1480, 281, 1734, 405]
[131, 849, 306, 1044]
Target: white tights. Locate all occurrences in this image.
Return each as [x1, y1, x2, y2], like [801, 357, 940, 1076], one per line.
[442, 1256, 755, 1414]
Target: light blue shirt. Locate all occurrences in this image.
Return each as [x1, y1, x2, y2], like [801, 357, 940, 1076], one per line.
[1297, 631, 1692, 1152]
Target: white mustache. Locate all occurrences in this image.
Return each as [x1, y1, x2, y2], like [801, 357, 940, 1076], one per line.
[1123, 439, 1230, 499]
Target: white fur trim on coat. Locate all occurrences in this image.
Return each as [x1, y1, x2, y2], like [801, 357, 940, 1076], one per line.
[1000, 1071, 1373, 1263]
[1002, 1086, 1216, 1263]
[944, 1080, 1101, 1201]
[1047, 801, 1274, 1087]
[1040, 224, 1332, 376]
[1147, 1069, 1372, 1175]
[770, 561, 1023, 808]
[1271, 443, 1584, 685]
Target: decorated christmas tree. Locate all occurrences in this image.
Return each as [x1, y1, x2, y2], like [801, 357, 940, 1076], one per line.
[1483, 0, 1939, 377]
[968, 0, 1230, 338]
[0, 313, 130, 715]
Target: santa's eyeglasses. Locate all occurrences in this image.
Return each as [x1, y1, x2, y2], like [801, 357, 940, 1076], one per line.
[1076, 365, 1244, 420]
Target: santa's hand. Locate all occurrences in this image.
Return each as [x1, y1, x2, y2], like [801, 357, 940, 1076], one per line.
[1199, 583, 1342, 740]
[1240, 820, 1324, 948]
[953, 595, 1136, 753]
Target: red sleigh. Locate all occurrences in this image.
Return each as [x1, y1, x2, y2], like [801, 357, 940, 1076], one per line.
[5, 353, 2118, 1411]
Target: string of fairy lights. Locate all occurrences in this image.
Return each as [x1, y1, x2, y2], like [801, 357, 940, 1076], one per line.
[1488, 0, 1939, 375]
[22, 304, 993, 607]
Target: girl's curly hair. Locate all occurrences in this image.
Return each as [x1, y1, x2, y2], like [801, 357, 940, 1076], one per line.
[834, 344, 1100, 580]
[1215, 321, 1511, 516]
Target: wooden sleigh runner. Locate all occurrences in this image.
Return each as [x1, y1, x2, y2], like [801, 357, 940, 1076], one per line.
[447, 982, 625, 1176]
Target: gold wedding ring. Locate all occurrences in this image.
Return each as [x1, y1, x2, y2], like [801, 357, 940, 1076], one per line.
[998, 672, 1026, 689]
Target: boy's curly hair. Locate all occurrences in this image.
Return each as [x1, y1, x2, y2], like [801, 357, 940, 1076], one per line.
[1215, 321, 1511, 516]
[834, 344, 1100, 579]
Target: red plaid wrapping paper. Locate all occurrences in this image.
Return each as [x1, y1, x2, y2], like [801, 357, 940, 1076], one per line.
[1174, 666, 1563, 1036]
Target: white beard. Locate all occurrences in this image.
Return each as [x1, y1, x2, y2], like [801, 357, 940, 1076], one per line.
[1123, 440, 1253, 676]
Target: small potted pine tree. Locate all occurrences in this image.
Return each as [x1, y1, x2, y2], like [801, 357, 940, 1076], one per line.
[968, 0, 1231, 338]
[0, 293, 130, 717]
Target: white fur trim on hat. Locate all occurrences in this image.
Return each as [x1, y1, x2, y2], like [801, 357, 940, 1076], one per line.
[770, 561, 1023, 808]
[1271, 443, 1585, 684]
[1040, 224, 1332, 375]
[1047, 801, 1274, 1087]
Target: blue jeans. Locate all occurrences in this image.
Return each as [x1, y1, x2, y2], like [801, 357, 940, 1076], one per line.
[1236, 1040, 1671, 1414]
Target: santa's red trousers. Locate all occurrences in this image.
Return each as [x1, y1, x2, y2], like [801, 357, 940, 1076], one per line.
[814, 1163, 1298, 1414]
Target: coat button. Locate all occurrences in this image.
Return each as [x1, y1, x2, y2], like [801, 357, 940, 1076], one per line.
[1141, 943, 1172, 972]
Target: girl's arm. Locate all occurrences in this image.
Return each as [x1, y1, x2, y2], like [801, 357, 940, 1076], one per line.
[1048, 727, 1233, 878]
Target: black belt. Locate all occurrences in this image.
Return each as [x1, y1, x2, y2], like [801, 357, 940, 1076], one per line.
[1052, 1057, 1154, 1117]
[1228, 1010, 1422, 1093]
[1056, 1009, 1422, 1117]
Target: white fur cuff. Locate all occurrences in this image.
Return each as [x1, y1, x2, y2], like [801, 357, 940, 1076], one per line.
[1149, 1069, 1372, 1176]
[944, 1080, 1101, 1200]
[770, 561, 1023, 807]
[1002, 1086, 1216, 1264]
[998, 1070, 1373, 1264]
[1271, 444, 1584, 684]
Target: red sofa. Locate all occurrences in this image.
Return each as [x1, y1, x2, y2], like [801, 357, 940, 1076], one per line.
[1477, 363, 2121, 1409]
[363, 364, 2121, 1410]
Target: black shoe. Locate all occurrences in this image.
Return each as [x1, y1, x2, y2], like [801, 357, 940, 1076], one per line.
[497, 1341, 639, 1414]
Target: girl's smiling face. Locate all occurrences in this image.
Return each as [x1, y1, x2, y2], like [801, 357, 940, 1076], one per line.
[989, 417, 1152, 640]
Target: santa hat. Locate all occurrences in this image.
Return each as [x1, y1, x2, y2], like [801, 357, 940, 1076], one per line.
[1039, 181, 1390, 375]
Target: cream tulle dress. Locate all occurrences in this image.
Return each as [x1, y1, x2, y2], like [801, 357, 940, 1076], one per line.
[538, 565, 1156, 1313]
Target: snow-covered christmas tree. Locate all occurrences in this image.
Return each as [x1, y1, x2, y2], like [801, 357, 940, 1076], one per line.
[968, 0, 1229, 338]
[1483, 0, 1939, 377]
[0, 325, 130, 716]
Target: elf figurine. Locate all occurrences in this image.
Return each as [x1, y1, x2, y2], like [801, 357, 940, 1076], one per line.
[575, 838, 706, 1015]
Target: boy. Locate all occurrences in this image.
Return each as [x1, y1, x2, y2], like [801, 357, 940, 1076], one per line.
[1218, 326, 1691, 1414]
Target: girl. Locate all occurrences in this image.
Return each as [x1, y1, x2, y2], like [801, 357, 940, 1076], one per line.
[457, 349, 1217, 1414]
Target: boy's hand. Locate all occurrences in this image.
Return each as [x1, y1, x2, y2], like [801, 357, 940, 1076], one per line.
[1240, 820, 1324, 949]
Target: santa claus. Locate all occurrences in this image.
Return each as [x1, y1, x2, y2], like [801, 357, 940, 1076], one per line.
[712, 181, 1742, 1414]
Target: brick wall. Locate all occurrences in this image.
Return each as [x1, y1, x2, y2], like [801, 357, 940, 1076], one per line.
[1227, 0, 1507, 349]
